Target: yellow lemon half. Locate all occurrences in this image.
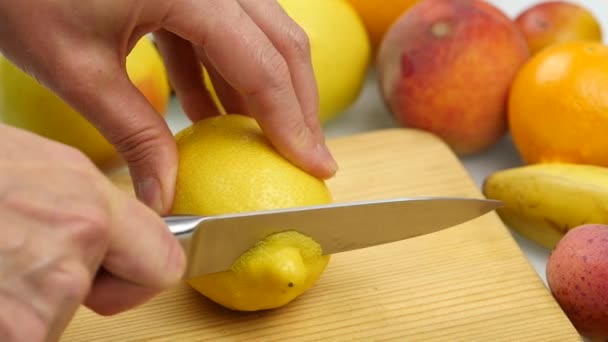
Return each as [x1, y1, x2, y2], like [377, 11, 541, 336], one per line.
[172, 114, 333, 311]
[0, 37, 170, 171]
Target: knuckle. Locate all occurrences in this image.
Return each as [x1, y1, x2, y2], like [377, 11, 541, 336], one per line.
[66, 203, 112, 248]
[285, 25, 311, 59]
[112, 125, 170, 167]
[51, 51, 114, 100]
[246, 48, 291, 98]
[285, 116, 311, 144]
[267, 50, 290, 79]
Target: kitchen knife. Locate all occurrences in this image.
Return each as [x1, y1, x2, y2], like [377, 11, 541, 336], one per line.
[165, 196, 502, 278]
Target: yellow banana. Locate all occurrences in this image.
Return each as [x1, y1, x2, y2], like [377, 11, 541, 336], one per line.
[482, 162, 608, 249]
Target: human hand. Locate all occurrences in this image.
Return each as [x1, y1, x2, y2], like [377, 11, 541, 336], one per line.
[0, 124, 186, 341]
[0, 0, 338, 215]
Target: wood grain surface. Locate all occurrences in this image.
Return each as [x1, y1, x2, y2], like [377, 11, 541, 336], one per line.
[61, 128, 581, 341]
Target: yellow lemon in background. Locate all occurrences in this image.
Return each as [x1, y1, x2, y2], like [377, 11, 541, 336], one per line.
[171, 114, 333, 311]
[277, 0, 371, 123]
[0, 37, 170, 171]
[203, 0, 371, 124]
[125, 37, 172, 115]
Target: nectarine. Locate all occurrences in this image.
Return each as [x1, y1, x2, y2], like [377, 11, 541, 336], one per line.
[377, 0, 530, 155]
[515, 1, 603, 55]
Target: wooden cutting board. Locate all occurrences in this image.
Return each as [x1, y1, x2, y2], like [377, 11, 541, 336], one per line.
[61, 128, 581, 341]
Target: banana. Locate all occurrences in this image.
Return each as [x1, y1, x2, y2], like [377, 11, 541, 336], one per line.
[482, 162, 608, 249]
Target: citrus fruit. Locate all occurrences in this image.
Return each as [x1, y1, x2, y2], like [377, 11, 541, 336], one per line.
[0, 36, 170, 171]
[171, 113, 333, 311]
[279, 0, 370, 124]
[171, 114, 333, 215]
[508, 41, 608, 166]
[125, 37, 171, 114]
[515, 1, 603, 56]
[204, 0, 371, 124]
[188, 230, 330, 311]
[347, 0, 420, 52]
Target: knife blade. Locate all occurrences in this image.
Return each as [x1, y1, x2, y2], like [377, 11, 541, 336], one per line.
[165, 196, 502, 278]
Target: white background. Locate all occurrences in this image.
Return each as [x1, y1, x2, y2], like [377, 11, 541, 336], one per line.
[164, 0, 608, 287]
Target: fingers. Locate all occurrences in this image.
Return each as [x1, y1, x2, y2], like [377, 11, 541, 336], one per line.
[153, 30, 221, 122]
[84, 270, 159, 315]
[103, 188, 185, 289]
[58, 54, 178, 214]
[0, 167, 103, 340]
[87, 177, 185, 315]
[101, 76, 178, 214]
[238, 0, 324, 143]
[199, 51, 249, 115]
[165, 0, 337, 179]
[0, 155, 185, 327]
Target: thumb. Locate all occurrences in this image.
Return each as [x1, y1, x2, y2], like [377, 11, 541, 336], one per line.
[60, 58, 177, 214]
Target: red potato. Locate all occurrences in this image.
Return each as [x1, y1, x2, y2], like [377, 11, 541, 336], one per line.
[546, 224, 608, 341]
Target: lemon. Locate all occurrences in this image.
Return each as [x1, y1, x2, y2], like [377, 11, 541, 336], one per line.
[203, 0, 371, 124]
[0, 37, 170, 171]
[172, 114, 333, 311]
[279, 0, 371, 123]
[188, 230, 330, 311]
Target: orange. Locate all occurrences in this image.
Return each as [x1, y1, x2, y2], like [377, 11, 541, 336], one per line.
[508, 41, 608, 167]
[347, 0, 420, 51]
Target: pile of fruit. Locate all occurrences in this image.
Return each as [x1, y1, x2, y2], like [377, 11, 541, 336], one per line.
[356, 0, 608, 339]
[0, 0, 607, 339]
[358, 4, 608, 338]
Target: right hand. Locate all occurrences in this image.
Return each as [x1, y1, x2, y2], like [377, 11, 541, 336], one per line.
[0, 124, 186, 341]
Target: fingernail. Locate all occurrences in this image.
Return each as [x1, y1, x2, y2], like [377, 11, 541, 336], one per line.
[316, 143, 339, 175]
[137, 177, 164, 213]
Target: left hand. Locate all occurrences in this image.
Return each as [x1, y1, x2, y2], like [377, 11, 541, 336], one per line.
[0, 0, 338, 215]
